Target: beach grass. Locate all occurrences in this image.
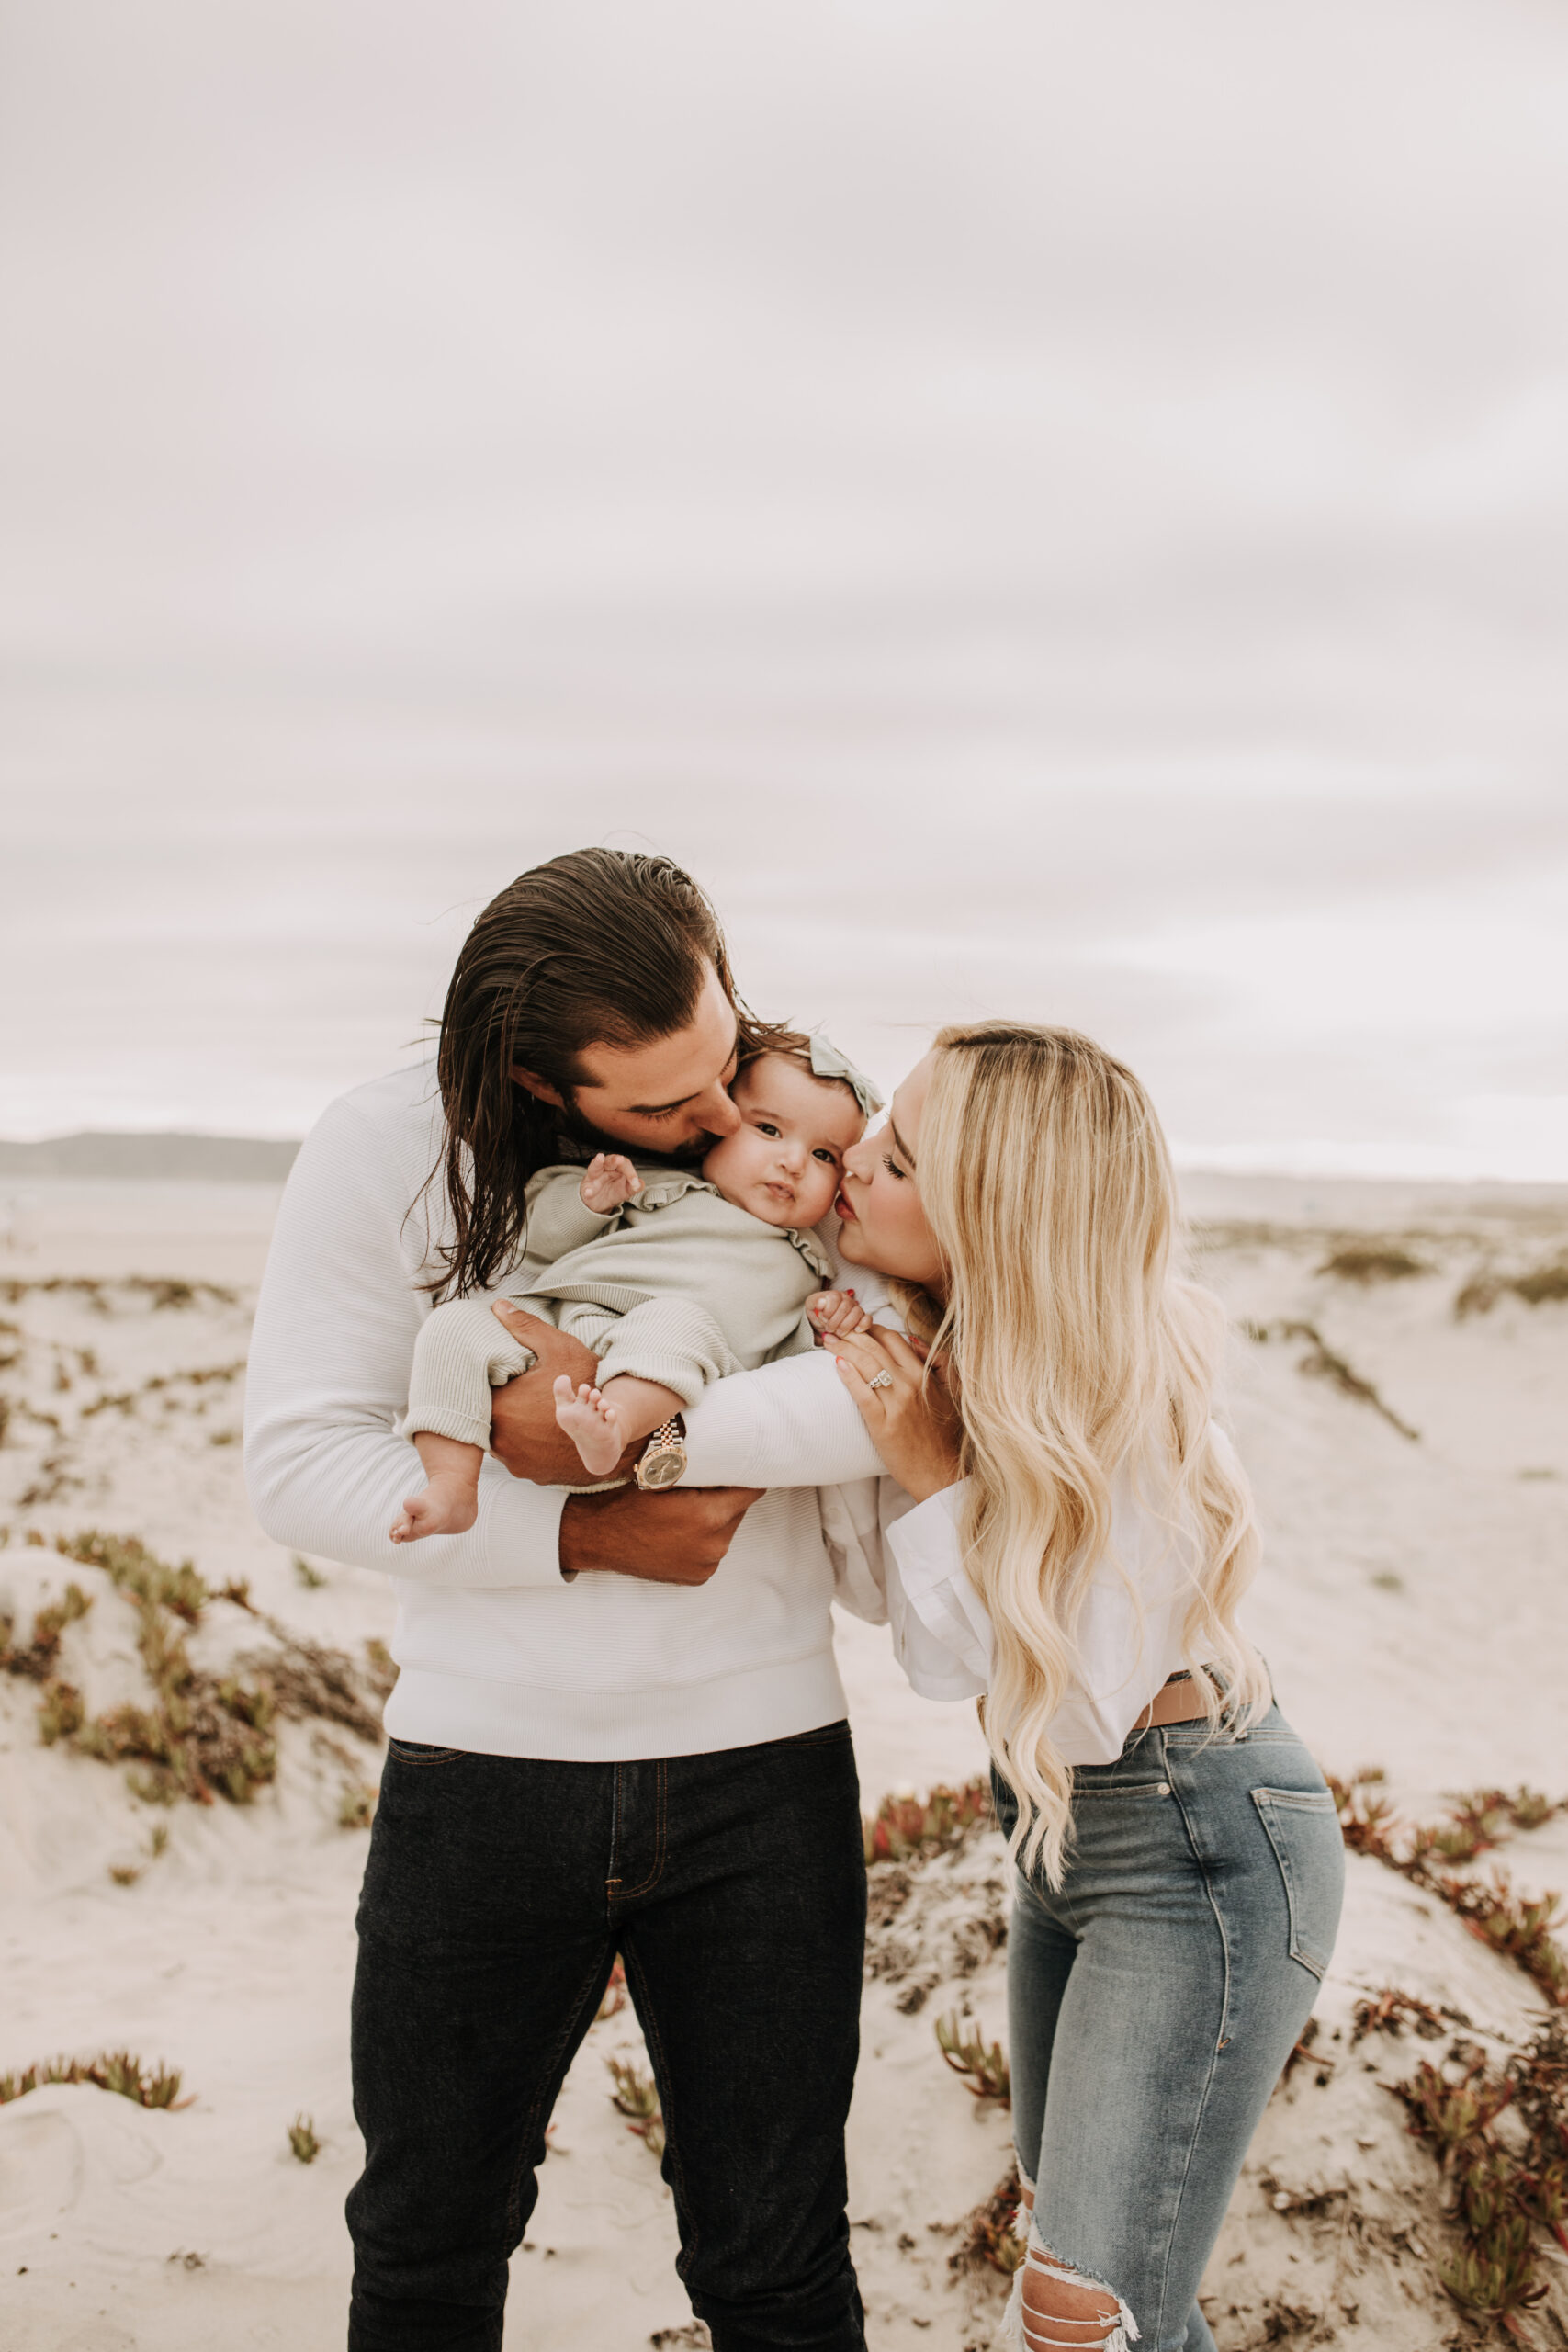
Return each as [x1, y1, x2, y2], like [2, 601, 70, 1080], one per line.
[0, 2052, 187, 2110]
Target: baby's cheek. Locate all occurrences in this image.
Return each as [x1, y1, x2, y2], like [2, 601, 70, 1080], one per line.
[800, 1169, 841, 1224]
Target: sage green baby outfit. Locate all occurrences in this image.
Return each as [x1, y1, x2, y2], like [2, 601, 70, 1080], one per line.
[404, 1161, 832, 1453]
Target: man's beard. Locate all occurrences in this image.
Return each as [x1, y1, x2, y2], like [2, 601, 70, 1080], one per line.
[552, 1092, 712, 1168]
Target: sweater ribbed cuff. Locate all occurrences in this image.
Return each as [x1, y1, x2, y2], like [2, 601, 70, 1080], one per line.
[406, 1406, 494, 1450]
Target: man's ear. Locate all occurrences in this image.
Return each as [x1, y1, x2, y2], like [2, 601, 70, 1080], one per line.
[510, 1064, 567, 1111]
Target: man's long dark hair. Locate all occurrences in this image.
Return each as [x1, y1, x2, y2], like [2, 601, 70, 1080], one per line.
[427, 848, 785, 1298]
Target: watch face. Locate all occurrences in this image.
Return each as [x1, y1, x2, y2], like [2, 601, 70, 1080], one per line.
[640, 1449, 687, 1490]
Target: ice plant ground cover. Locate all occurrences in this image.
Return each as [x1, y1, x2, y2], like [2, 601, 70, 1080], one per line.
[0, 1176, 1566, 2346]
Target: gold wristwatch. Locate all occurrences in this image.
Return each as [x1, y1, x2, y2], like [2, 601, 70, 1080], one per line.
[634, 1415, 688, 1491]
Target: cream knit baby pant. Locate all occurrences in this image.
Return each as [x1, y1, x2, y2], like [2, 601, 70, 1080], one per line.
[404, 1296, 538, 1452]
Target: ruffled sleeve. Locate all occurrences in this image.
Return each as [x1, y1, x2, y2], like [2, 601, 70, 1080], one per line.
[618, 1168, 722, 1215]
[786, 1223, 835, 1283]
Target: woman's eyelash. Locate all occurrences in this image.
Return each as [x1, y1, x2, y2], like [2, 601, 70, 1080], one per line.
[881, 1154, 905, 1180]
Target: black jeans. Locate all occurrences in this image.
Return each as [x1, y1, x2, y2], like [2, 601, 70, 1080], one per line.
[346, 1723, 868, 2352]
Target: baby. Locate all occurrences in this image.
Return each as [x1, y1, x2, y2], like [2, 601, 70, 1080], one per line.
[390, 1035, 879, 1541]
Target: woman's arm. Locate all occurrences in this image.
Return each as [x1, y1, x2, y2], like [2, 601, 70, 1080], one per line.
[881, 1487, 990, 1699]
[830, 1325, 1180, 1746]
[886, 1479, 1196, 1765]
[679, 1349, 886, 1487]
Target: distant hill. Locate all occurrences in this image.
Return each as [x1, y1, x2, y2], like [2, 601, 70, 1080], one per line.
[0, 1132, 301, 1181]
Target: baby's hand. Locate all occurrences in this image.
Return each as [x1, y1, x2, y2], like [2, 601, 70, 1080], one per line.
[579, 1152, 643, 1216]
[809, 1289, 874, 1344]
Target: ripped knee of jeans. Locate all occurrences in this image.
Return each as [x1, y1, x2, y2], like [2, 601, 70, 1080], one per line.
[1002, 2224, 1140, 2352]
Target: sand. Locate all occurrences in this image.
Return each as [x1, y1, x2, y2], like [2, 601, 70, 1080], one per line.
[1, 1172, 1565, 2349]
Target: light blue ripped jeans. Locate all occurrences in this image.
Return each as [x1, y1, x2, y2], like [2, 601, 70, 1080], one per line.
[993, 1702, 1344, 2352]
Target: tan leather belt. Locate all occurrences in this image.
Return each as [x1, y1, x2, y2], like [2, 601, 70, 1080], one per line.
[976, 1673, 1217, 1741]
[1133, 1674, 1210, 1732]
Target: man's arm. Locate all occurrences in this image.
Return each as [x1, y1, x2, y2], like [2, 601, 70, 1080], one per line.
[244, 1116, 763, 1589]
[559, 1482, 765, 1584]
[488, 1307, 634, 1484]
[490, 1307, 883, 1492]
[244, 1094, 574, 1589]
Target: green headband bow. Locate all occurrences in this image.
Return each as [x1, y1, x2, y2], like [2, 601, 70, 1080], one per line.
[808, 1032, 885, 1118]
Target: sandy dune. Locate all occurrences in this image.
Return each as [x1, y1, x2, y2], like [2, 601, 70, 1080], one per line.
[1, 1174, 1565, 2348]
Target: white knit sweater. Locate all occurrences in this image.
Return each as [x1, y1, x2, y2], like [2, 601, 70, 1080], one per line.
[243, 1058, 1207, 1766]
[243, 1061, 887, 1760]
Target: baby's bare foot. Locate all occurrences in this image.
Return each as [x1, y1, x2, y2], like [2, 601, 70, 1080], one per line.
[552, 1374, 625, 1477]
[390, 1473, 480, 1544]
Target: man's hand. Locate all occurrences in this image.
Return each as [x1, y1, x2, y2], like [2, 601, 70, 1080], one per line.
[489, 1306, 642, 1485]
[559, 1482, 766, 1585]
[491, 1302, 767, 1582]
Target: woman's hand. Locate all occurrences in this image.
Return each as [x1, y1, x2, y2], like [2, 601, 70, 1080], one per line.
[831, 1326, 964, 1504]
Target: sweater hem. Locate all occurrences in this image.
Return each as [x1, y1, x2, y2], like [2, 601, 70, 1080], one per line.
[382, 1648, 850, 1761]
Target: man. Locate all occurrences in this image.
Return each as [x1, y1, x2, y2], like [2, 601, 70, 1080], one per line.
[244, 849, 883, 2352]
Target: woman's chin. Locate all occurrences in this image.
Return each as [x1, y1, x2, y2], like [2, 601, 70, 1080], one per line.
[834, 1216, 870, 1267]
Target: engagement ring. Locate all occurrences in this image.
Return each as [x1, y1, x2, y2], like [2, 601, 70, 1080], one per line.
[867, 1370, 894, 1391]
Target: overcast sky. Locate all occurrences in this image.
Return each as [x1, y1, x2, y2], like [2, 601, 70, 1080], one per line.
[3, 0, 1566, 1174]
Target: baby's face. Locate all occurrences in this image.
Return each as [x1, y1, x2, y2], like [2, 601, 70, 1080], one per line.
[702, 1055, 864, 1230]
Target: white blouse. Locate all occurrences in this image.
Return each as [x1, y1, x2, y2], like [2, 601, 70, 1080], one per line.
[682, 1254, 1220, 1769]
[864, 1471, 1207, 1766]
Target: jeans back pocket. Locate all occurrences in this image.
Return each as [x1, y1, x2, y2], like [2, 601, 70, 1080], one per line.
[1251, 1787, 1345, 1980]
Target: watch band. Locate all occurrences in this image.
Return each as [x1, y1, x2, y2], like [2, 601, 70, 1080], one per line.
[634, 1413, 688, 1490]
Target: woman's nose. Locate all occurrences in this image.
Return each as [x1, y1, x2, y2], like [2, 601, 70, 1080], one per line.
[842, 1135, 873, 1180]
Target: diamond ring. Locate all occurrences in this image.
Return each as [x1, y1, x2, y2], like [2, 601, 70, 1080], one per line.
[867, 1370, 894, 1392]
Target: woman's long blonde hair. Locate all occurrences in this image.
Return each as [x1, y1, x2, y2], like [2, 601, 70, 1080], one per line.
[913, 1023, 1269, 1884]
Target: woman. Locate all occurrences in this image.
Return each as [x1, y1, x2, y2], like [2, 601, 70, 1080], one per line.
[822, 1023, 1344, 2352]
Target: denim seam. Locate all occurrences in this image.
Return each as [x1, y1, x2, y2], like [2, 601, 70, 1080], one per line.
[621, 1939, 699, 2272]
[1250, 1790, 1334, 1979]
[505, 1943, 615, 2243]
[1155, 1731, 1231, 2346]
[606, 1761, 625, 1901]
[1071, 1782, 1173, 1801]
[619, 1758, 669, 1901]
[1164, 1734, 1298, 1751]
